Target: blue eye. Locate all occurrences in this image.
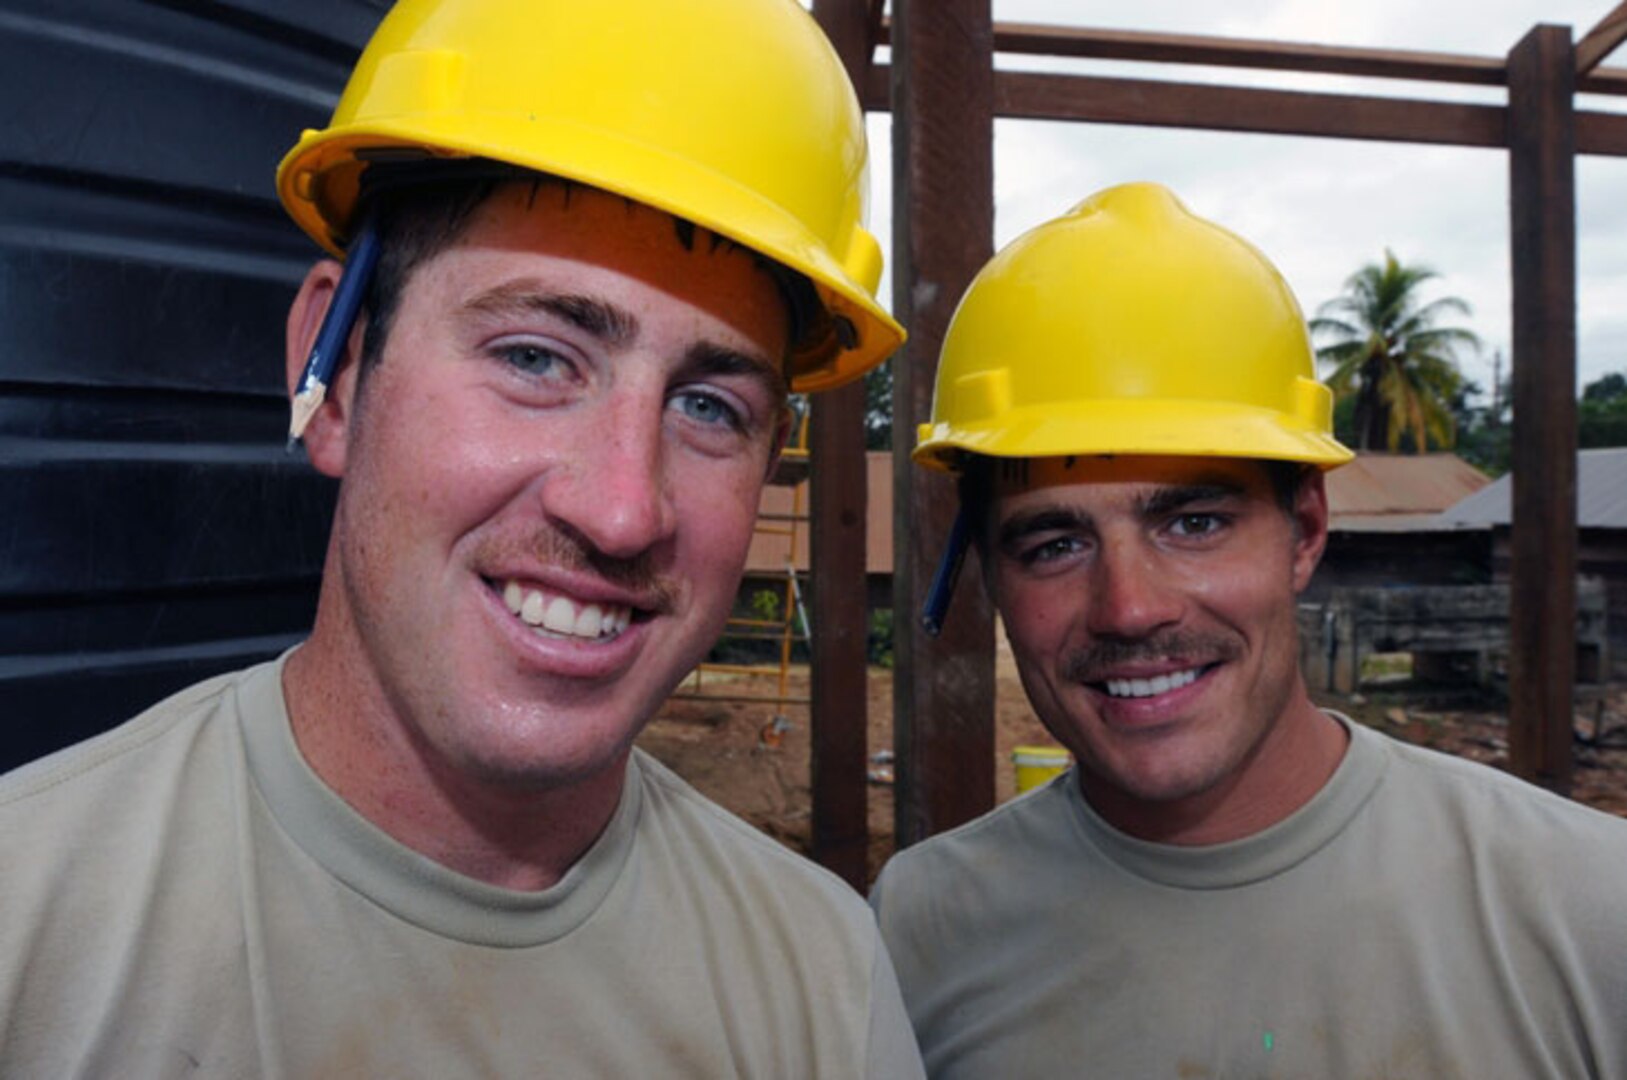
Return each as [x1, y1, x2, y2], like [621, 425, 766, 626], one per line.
[497, 343, 568, 377]
[673, 390, 743, 430]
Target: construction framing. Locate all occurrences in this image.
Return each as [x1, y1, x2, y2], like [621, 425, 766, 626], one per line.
[808, 0, 1627, 878]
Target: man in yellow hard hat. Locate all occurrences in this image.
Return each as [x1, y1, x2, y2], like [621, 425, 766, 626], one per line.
[0, 2, 924, 1075]
[871, 182, 1627, 1077]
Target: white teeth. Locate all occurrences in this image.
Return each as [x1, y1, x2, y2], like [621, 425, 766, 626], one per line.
[498, 580, 631, 641]
[542, 596, 575, 634]
[574, 604, 603, 637]
[1104, 668, 1201, 699]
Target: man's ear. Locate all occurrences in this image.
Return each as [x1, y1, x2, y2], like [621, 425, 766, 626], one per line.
[286, 259, 366, 479]
[1290, 468, 1330, 594]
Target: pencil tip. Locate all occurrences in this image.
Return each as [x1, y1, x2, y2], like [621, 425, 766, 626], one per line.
[288, 382, 327, 444]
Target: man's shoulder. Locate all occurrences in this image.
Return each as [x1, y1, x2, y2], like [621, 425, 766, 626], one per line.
[1364, 722, 1627, 850]
[872, 774, 1079, 925]
[629, 748, 875, 918]
[885, 773, 1076, 878]
[0, 661, 270, 819]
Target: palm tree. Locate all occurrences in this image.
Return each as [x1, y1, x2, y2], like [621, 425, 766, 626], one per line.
[1310, 250, 1480, 452]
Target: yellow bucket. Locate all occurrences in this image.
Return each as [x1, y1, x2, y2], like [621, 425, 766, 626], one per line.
[1012, 745, 1071, 793]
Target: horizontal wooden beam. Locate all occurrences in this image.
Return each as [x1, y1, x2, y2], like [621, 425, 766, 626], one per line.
[995, 70, 1505, 146]
[1577, 2, 1627, 75]
[859, 66, 1627, 156]
[875, 20, 1627, 96]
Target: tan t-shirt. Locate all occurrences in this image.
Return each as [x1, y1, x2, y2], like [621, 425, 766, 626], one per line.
[1, 657, 923, 1078]
[873, 717, 1627, 1079]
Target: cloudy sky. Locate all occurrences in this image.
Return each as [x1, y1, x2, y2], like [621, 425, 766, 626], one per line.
[859, 0, 1627, 399]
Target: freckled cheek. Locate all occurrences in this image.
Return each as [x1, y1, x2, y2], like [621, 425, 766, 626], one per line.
[392, 413, 561, 531]
[671, 464, 767, 578]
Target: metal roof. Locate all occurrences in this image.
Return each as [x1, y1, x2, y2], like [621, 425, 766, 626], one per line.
[1439, 447, 1627, 530]
[1324, 453, 1491, 532]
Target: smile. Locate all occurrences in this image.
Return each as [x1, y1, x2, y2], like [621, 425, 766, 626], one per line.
[1102, 667, 1203, 699]
[500, 579, 633, 641]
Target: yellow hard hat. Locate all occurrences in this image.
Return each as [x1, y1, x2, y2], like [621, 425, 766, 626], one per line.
[277, 0, 902, 393]
[915, 182, 1352, 470]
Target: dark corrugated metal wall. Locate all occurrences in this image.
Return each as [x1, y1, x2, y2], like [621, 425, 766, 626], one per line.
[1, 1, 389, 770]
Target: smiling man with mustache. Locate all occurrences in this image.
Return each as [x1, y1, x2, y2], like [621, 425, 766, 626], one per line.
[871, 182, 1627, 1079]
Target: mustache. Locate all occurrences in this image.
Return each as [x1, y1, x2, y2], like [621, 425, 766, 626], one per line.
[1062, 631, 1242, 683]
[476, 528, 679, 614]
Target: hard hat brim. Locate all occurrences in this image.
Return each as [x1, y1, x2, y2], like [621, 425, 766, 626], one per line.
[914, 399, 1355, 473]
[278, 117, 903, 394]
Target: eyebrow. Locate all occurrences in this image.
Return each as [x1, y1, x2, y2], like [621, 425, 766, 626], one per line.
[996, 480, 1248, 551]
[1139, 481, 1247, 519]
[681, 340, 789, 403]
[997, 505, 1091, 550]
[462, 283, 638, 346]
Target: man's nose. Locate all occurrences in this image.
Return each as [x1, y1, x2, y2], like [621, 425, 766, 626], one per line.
[1086, 537, 1183, 640]
[544, 399, 676, 561]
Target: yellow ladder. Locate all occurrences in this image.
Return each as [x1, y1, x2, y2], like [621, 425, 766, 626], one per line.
[670, 405, 811, 733]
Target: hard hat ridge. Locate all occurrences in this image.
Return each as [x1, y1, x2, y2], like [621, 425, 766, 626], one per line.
[915, 181, 1353, 472]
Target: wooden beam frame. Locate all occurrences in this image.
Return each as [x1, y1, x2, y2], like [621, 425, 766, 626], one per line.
[806, 0, 874, 890]
[1507, 25, 1579, 795]
[1576, 1, 1627, 75]
[877, 19, 1627, 95]
[859, 66, 1627, 156]
[890, 0, 996, 848]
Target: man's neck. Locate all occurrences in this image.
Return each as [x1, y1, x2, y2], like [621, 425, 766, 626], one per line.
[281, 629, 628, 892]
[1084, 693, 1350, 847]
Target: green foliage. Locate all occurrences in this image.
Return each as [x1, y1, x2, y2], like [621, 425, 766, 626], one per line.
[865, 360, 894, 449]
[1582, 371, 1627, 403]
[1579, 369, 1627, 449]
[1449, 375, 1510, 476]
[749, 588, 781, 623]
[867, 608, 895, 669]
[1311, 250, 1479, 453]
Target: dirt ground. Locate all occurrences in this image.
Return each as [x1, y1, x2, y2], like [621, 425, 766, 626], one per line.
[637, 648, 1627, 888]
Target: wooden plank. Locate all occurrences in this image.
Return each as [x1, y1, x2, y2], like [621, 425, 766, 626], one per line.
[860, 65, 1627, 157]
[866, 0, 887, 63]
[807, 0, 873, 890]
[1507, 25, 1578, 796]
[1577, 1, 1627, 75]
[1577, 109, 1627, 154]
[876, 20, 1627, 94]
[890, 0, 996, 847]
[993, 71, 1506, 147]
[989, 22, 1510, 86]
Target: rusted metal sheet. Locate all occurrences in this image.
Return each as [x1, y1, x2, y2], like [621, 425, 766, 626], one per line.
[889, 0, 996, 847]
[1507, 25, 1579, 795]
[1324, 453, 1491, 529]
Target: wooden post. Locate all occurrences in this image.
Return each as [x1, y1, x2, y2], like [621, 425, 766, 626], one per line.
[807, 0, 873, 889]
[1507, 25, 1578, 794]
[890, 0, 996, 847]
